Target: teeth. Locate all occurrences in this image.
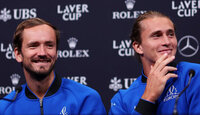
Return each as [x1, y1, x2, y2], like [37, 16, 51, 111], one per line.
[33, 61, 49, 63]
[32, 58, 51, 63]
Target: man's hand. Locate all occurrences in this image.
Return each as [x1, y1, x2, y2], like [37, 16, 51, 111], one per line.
[141, 53, 177, 103]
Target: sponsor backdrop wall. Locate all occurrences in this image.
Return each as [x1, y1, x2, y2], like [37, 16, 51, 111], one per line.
[0, 0, 200, 111]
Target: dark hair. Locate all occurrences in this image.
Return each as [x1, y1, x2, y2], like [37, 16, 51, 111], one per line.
[130, 11, 174, 62]
[13, 18, 60, 52]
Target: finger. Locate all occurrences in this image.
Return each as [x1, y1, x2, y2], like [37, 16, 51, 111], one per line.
[155, 55, 175, 72]
[153, 53, 168, 70]
[164, 73, 178, 81]
[161, 66, 177, 76]
[150, 54, 168, 73]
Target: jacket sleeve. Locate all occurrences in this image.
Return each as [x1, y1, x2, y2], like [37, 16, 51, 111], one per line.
[0, 92, 15, 115]
[109, 91, 157, 115]
[109, 92, 142, 115]
[135, 98, 157, 115]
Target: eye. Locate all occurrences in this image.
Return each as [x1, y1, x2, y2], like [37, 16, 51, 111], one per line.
[46, 42, 55, 49]
[151, 31, 162, 38]
[48, 44, 53, 47]
[47, 44, 53, 48]
[168, 32, 175, 38]
[28, 42, 39, 49]
[152, 33, 161, 37]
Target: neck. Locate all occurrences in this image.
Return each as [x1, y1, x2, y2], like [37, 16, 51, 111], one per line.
[141, 59, 154, 77]
[24, 70, 55, 99]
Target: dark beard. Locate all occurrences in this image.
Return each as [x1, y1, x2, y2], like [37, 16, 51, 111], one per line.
[24, 64, 55, 81]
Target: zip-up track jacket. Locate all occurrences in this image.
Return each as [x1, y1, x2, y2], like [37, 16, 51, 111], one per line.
[0, 75, 106, 115]
[109, 61, 200, 115]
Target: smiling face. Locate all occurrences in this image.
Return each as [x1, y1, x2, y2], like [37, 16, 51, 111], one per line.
[133, 17, 177, 65]
[14, 24, 57, 80]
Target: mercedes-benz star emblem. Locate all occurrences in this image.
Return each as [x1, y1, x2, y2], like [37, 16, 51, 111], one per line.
[178, 35, 199, 57]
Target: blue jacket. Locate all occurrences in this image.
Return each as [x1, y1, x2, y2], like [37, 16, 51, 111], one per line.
[0, 75, 106, 115]
[109, 61, 200, 115]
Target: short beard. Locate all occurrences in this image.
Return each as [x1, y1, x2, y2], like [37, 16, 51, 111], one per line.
[24, 64, 55, 81]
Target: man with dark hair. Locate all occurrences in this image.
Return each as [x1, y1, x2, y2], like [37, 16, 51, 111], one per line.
[109, 11, 200, 114]
[0, 18, 106, 115]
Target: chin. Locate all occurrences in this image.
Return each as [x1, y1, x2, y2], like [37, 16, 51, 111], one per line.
[35, 67, 53, 75]
[31, 70, 53, 81]
[24, 65, 54, 81]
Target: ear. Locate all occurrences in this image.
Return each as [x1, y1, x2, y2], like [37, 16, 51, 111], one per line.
[14, 48, 23, 63]
[132, 41, 143, 55]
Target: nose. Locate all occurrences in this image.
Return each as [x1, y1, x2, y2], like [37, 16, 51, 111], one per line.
[162, 35, 170, 46]
[38, 45, 47, 56]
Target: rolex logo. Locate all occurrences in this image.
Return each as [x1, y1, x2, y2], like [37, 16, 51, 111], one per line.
[10, 74, 21, 86]
[67, 37, 78, 49]
[125, 0, 136, 10]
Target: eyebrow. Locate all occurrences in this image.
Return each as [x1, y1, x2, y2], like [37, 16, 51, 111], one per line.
[27, 40, 55, 46]
[167, 29, 175, 33]
[150, 30, 162, 36]
[150, 29, 175, 36]
[45, 41, 55, 44]
[27, 41, 39, 45]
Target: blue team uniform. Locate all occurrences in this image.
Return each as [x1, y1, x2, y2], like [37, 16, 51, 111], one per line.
[109, 61, 200, 115]
[0, 74, 106, 115]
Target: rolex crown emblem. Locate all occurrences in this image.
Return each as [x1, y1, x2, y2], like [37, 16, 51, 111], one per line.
[10, 74, 21, 86]
[67, 37, 78, 49]
[125, 0, 136, 10]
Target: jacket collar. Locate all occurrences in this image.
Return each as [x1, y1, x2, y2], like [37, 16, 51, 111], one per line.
[141, 70, 147, 83]
[25, 73, 62, 99]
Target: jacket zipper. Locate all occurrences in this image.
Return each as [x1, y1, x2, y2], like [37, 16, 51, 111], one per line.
[40, 99, 44, 115]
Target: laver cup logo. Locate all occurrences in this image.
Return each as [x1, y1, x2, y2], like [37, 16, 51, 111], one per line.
[172, 0, 200, 17]
[113, 40, 135, 57]
[57, 4, 89, 21]
[0, 43, 15, 59]
[65, 75, 87, 85]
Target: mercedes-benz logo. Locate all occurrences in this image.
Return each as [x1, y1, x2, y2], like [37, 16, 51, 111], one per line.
[178, 35, 199, 57]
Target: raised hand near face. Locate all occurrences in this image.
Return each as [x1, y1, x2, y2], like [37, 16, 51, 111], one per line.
[142, 53, 178, 103]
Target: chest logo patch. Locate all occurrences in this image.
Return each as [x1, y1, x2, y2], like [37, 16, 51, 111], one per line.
[163, 85, 179, 102]
[60, 106, 68, 115]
